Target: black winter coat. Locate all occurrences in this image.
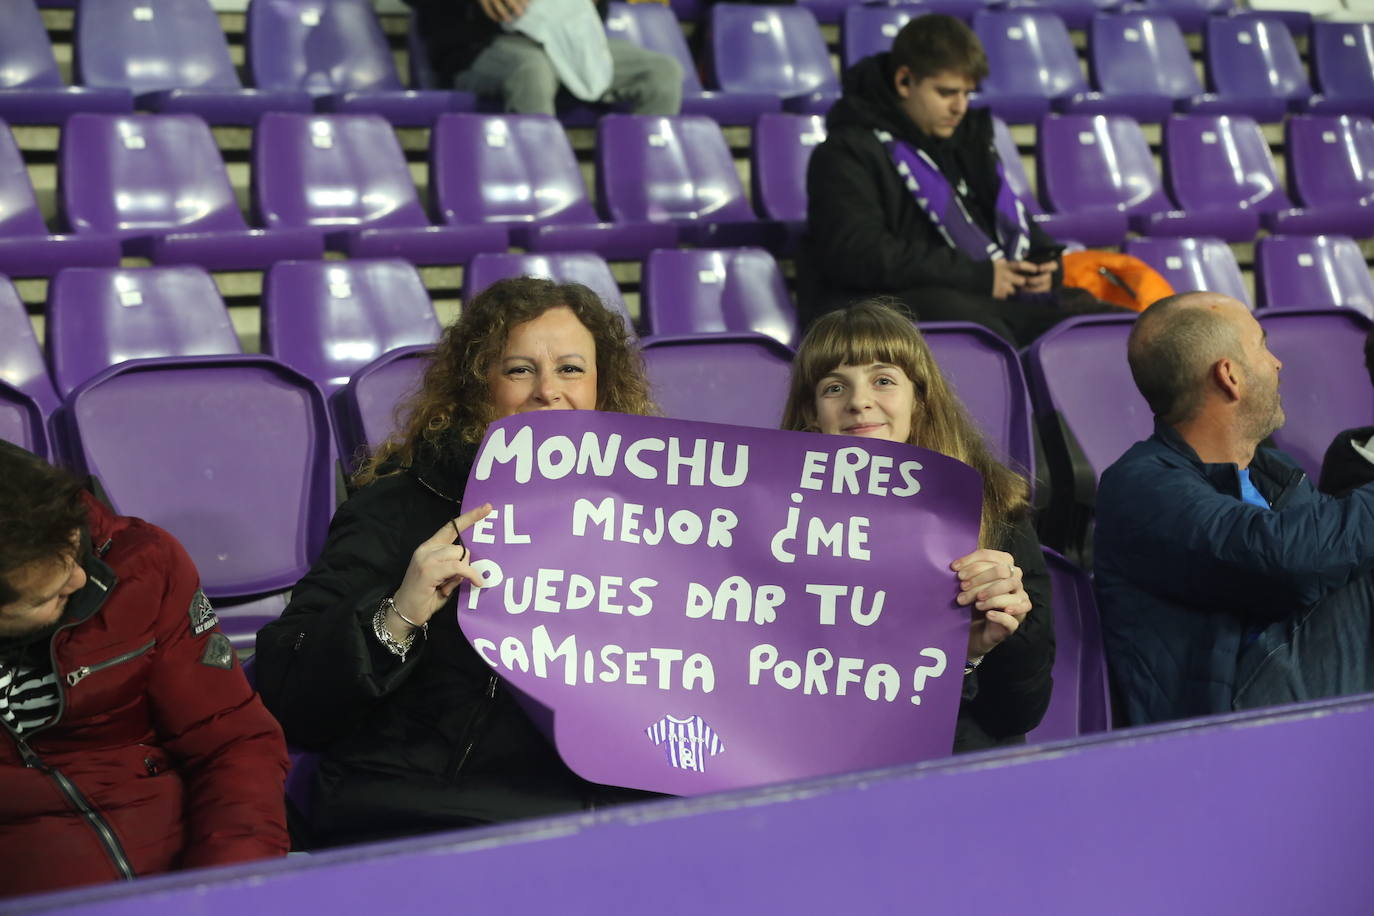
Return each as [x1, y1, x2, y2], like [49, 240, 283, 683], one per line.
[1320, 426, 1374, 496]
[254, 440, 649, 847]
[799, 53, 1062, 326]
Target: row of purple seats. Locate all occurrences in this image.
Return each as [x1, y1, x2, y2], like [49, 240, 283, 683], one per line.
[1028, 307, 1374, 561]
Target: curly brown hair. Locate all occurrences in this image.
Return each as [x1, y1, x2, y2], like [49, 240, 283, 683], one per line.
[354, 276, 657, 486]
[0, 443, 88, 605]
[780, 300, 1029, 548]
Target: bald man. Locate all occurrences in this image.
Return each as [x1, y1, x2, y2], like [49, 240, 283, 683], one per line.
[1094, 292, 1374, 726]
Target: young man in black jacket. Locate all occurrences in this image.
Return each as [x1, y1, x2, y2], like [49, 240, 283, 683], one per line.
[801, 15, 1097, 346]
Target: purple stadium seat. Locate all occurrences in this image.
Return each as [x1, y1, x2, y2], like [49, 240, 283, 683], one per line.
[641, 248, 798, 347]
[973, 11, 1114, 124]
[462, 251, 635, 331]
[1161, 115, 1293, 241]
[429, 113, 675, 259]
[1038, 114, 1246, 245]
[1003, 0, 1120, 31]
[261, 259, 441, 396]
[1024, 312, 1146, 560]
[1089, 13, 1234, 122]
[45, 265, 241, 397]
[991, 115, 1125, 245]
[0, 379, 48, 458]
[246, 0, 477, 126]
[0, 0, 133, 124]
[640, 334, 794, 428]
[60, 113, 324, 269]
[1259, 308, 1374, 478]
[0, 275, 60, 416]
[597, 115, 785, 250]
[57, 355, 334, 645]
[1284, 114, 1374, 237]
[1134, 0, 1233, 33]
[1255, 235, 1374, 318]
[1203, 16, 1312, 122]
[1310, 22, 1374, 117]
[1124, 236, 1250, 307]
[707, 5, 840, 115]
[252, 112, 507, 264]
[921, 320, 1037, 482]
[751, 112, 825, 252]
[604, 2, 780, 125]
[1026, 547, 1112, 742]
[0, 118, 121, 278]
[843, 3, 988, 71]
[76, 0, 312, 125]
[336, 344, 431, 473]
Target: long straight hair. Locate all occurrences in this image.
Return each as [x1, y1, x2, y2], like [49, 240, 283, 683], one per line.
[781, 300, 1029, 547]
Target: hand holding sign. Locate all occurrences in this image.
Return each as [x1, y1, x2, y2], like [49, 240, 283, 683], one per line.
[953, 548, 1031, 658]
[392, 504, 494, 631]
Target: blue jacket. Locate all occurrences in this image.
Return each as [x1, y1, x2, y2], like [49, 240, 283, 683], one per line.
[1094, 422, 1374, 726]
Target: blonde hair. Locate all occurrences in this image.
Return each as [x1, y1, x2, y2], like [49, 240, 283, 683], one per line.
[781, 300, 1030, 547]
[354, 277, 656, 487]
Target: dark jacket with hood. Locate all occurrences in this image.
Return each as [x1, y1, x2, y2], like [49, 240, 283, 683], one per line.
[799, 53, 1063, 326]
[1, 494, 289, 898]
[253, 437, 651, 847]
[1319, 426, 1374, 496]
[1095, 422, 1374, 726]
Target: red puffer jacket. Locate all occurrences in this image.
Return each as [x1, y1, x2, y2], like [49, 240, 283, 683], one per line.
[0, 496, 289, 898]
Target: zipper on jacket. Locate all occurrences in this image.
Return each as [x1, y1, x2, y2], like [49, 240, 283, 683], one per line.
[445, 676, 499, 781]
[1270, 467, 1307, 511]
[65, 639, 156, 688]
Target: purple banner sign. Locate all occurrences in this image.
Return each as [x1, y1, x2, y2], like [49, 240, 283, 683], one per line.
[458, 412, 983, 795]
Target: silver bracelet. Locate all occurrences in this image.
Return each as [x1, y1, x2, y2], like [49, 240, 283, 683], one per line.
[372, 603, 417, 661]
[964, 655, 985, 676]
[385, 597, 428, 634]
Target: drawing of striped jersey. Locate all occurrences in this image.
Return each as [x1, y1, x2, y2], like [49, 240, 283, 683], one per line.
[645, 715, 724, 773]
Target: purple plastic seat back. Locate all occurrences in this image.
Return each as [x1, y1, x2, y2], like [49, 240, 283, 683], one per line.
[463, 251, 634, 330]
[1164, 114, 1291, 215]
[1256, 235, 1374, 318]
[253, 112, 429, 231]
[61, 355, 334, 598]
[247, 0, 405, 95]
[752, 113, 826, 224]
[46, 265, 241, 396]
[641, 248, 797, 348]
[262, 259, 440, 395]
[1312, 22, 1374, 106]
[597, 115, 756, 226]
[1259, 308, 1374, 477]
[1205, 16, 1312, 108]
[708, 5, 839, 97]
[1091, 13, 1204, 100]
[992, 115, 1042, 214]
[0, 273, 60, 415]
[974, 11, 1089, 100]
[77, 0, 244, 92]
[1026, 547, 1111, 742]
[921, 321, 1036, 480]
[1136, 0, 1232, 32]
[842, 3, 924, 70]
[341, 345, 431, 461]
[430, 113, 599, 228]
[604, 2, 704, 95]
[641, 335, 794, 428]
[1286, 114, 1374, 209]
[2, 115, 60, 238]
[61, 113, 250, 236]
[1038, 114, 1172, 217]
[0, 0, 64, 90]
[1025, 313, 1150, 483]
[0, 379, 48, 458]
[1125, 236, 1250, 306]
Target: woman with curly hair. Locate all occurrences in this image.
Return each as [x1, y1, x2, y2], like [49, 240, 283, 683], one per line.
[781, 299, 1055, 751]
[255, 277, 658, 847]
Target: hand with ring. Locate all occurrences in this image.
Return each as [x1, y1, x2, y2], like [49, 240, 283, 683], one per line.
[387, 504, 493, 638]
[951, 548, 1032, 659]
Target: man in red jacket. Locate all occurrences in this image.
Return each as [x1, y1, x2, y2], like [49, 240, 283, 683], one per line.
[0, 444, 289, 898]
